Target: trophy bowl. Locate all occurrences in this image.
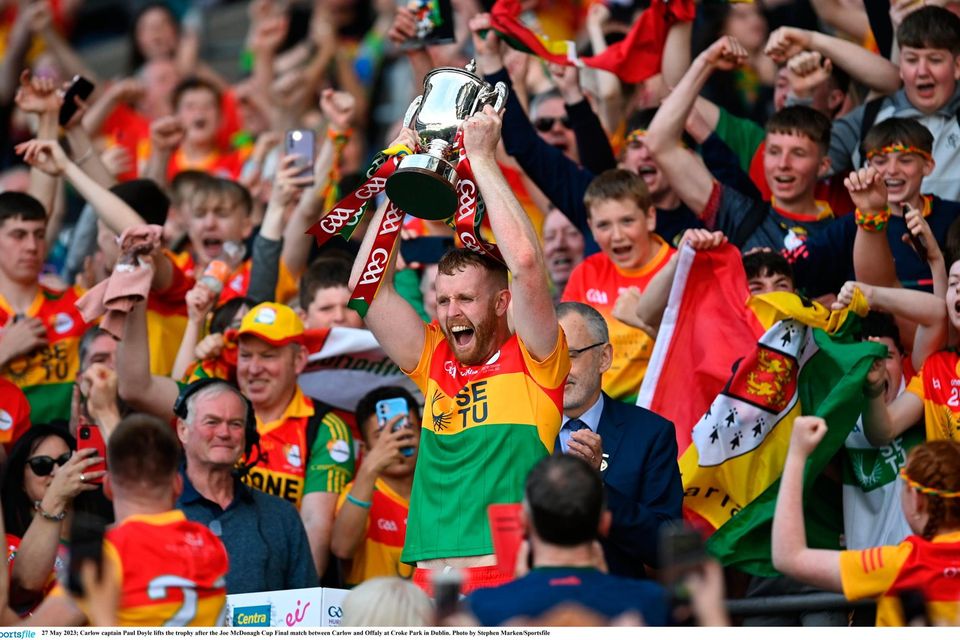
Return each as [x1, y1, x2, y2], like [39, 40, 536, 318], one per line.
[386, 60, 507, 220]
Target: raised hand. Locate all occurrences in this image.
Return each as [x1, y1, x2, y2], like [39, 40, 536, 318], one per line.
[149, 116, 186, 153]
[15, 70, 62, 115]
[16, 138, 70, 176]
[844, 167, 888, 214]
[789, 415, 827, 457]
[461, 105, 502, 160]
[786, 51, 833, 98]
[764, 26, 813, 64]
[831, 280, 873, 311]
[703, 36, 748, 72]
[320, 88, 356, 133]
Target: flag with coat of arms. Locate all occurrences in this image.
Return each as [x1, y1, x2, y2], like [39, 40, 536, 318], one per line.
[639, 244, 886, 575]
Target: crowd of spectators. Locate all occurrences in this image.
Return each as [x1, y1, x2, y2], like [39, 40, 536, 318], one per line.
[1, 0, 960, 628]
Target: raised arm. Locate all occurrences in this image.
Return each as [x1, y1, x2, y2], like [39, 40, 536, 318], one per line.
[348, 135, 426, 373]
[771, 416, 843, 592]
[115, 299, 179, 420]
[17, 140, 144, 234]
[462, 106, 558, 360]
[765, 26, 901, 95]
[645, 37, 748, 217]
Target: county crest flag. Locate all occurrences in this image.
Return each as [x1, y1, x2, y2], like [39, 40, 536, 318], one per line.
[682, 294, 885, 576]
[637, 244, 763, 455]
[489, 0, 696, 83]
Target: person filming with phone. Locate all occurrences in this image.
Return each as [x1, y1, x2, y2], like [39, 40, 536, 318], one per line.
[330, 386, 421, 586]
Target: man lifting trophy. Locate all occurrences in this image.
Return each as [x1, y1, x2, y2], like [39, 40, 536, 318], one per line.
[308, 60, 507, 314]
[344, 72, 570, 594]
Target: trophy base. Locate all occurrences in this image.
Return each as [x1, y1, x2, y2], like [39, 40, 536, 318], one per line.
[386, 154, 459, 221]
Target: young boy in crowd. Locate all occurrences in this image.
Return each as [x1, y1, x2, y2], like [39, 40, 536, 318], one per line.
[330, 386, 419, 586]
[299, 256, 364, 330]
[646, 36, 837, 252]
[145, 77, 247, 184]
[561, 169, 675, 402]
[0, 194, 89, 425]
[787, 118, 960, 297]
[824, 6, 960, 200]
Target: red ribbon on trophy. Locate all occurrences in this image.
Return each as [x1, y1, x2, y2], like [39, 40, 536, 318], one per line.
[307, 139, 504, 317]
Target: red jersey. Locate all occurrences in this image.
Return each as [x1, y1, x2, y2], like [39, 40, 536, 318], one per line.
[0, 378, 31, 453]
[840, 531, 960, 626]
[561, 237, 674, 403]
[102, 511, 228, 626]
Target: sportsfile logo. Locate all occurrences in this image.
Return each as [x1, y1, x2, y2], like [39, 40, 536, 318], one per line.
[0, 632, 35, 639]
[232, 604, 271, 626]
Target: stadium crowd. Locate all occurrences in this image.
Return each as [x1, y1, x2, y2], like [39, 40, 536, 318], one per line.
[0, 0, 959, 628]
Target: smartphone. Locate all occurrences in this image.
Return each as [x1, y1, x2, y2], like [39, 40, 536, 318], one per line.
[59, 75, 95, 127]
[77, 423, 107, 484]
[400, 236, 454, 265]
[659, 521, 707, 600]
[903, 203, 929, 261]
[285, 129, 315, 184]
[376, 398, 414, 457]
[66, 513, 107, 597]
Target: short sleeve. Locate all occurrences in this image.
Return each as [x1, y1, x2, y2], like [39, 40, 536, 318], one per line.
[402, 322, 443, 392]
[906, 370, 925, 400]
[517, 327, 570, 390]
[275, 259, 300, 305]
[712, 186, 768, 247]
[335, 482, 354, 514]
[303, 412, 356, 495]
[839, 542, 913, 602]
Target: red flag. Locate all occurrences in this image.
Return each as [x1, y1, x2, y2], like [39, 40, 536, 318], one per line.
[489, 0, 696, 83]
[636, 244, 763, 455]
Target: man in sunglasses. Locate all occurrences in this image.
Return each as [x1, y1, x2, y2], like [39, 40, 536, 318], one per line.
[556, 302, 681, 579]
[530, 89, 578, 164]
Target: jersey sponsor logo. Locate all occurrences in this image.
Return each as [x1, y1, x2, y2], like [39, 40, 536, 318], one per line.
[0, 410, 12, 432]
[585, 289, 608, 305]
[377, 518, 399, 532]
[53, 312, 74, 335]
[328, 439, 351, 464]
[255, 307, 277, 325]
[285, 444, 302, 468]
[454, 380, 489, 429]
[233, 605, 271, 627]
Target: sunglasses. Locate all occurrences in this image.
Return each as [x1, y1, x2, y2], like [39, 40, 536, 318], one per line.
[533, 116, 571, 132]
[27, 452, 71, 477]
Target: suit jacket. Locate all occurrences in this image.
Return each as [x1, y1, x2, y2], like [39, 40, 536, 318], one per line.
[578, 393, 683, 579]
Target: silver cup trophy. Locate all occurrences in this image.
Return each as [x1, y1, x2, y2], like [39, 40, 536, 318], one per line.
[385, 60, 507, 220]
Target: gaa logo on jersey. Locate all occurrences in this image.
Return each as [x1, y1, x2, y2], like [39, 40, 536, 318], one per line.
[53, 312, 74, 335]
[328, 439, 350, 464]
[586, 289, 608, 305]
[285, 444, 302, 469]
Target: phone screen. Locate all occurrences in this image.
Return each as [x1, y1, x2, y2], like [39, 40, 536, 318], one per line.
[285, 129, 316, 183]
[376, 398, 414, 456]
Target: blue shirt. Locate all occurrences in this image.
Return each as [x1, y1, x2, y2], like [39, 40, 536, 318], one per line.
[468, 566, 671, 626]
[177, 469, 319, 594]
[559, 395, 603, 454]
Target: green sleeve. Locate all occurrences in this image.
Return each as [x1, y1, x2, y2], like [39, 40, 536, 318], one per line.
[303, 412, 356, 495]
[394, 268, 430, 322]
[714, 107, 766, 173]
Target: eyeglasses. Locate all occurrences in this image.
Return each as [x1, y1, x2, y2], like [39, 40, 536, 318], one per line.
[534, 116, 571, 132]
[26, 453, 72, 477]
[568, 342, 605, 359]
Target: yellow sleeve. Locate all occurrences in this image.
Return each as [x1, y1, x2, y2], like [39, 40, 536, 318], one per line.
[335, 482, 354, 515]
[906, 369, 925, 400]
[839, 542, 913, 602]
[276, 259, 300, 305]
[402, 323, 442, 392]
[517, 326, 570, 389]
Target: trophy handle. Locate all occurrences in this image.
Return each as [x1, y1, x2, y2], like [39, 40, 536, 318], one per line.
[490, 82, 508, 112]
[402, 95, 423, 130]
[481, 82, 508, 113]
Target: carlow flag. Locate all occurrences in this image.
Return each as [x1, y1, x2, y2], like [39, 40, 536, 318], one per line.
[489, 0, 695, 83]
[640, 245, 885, 575]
